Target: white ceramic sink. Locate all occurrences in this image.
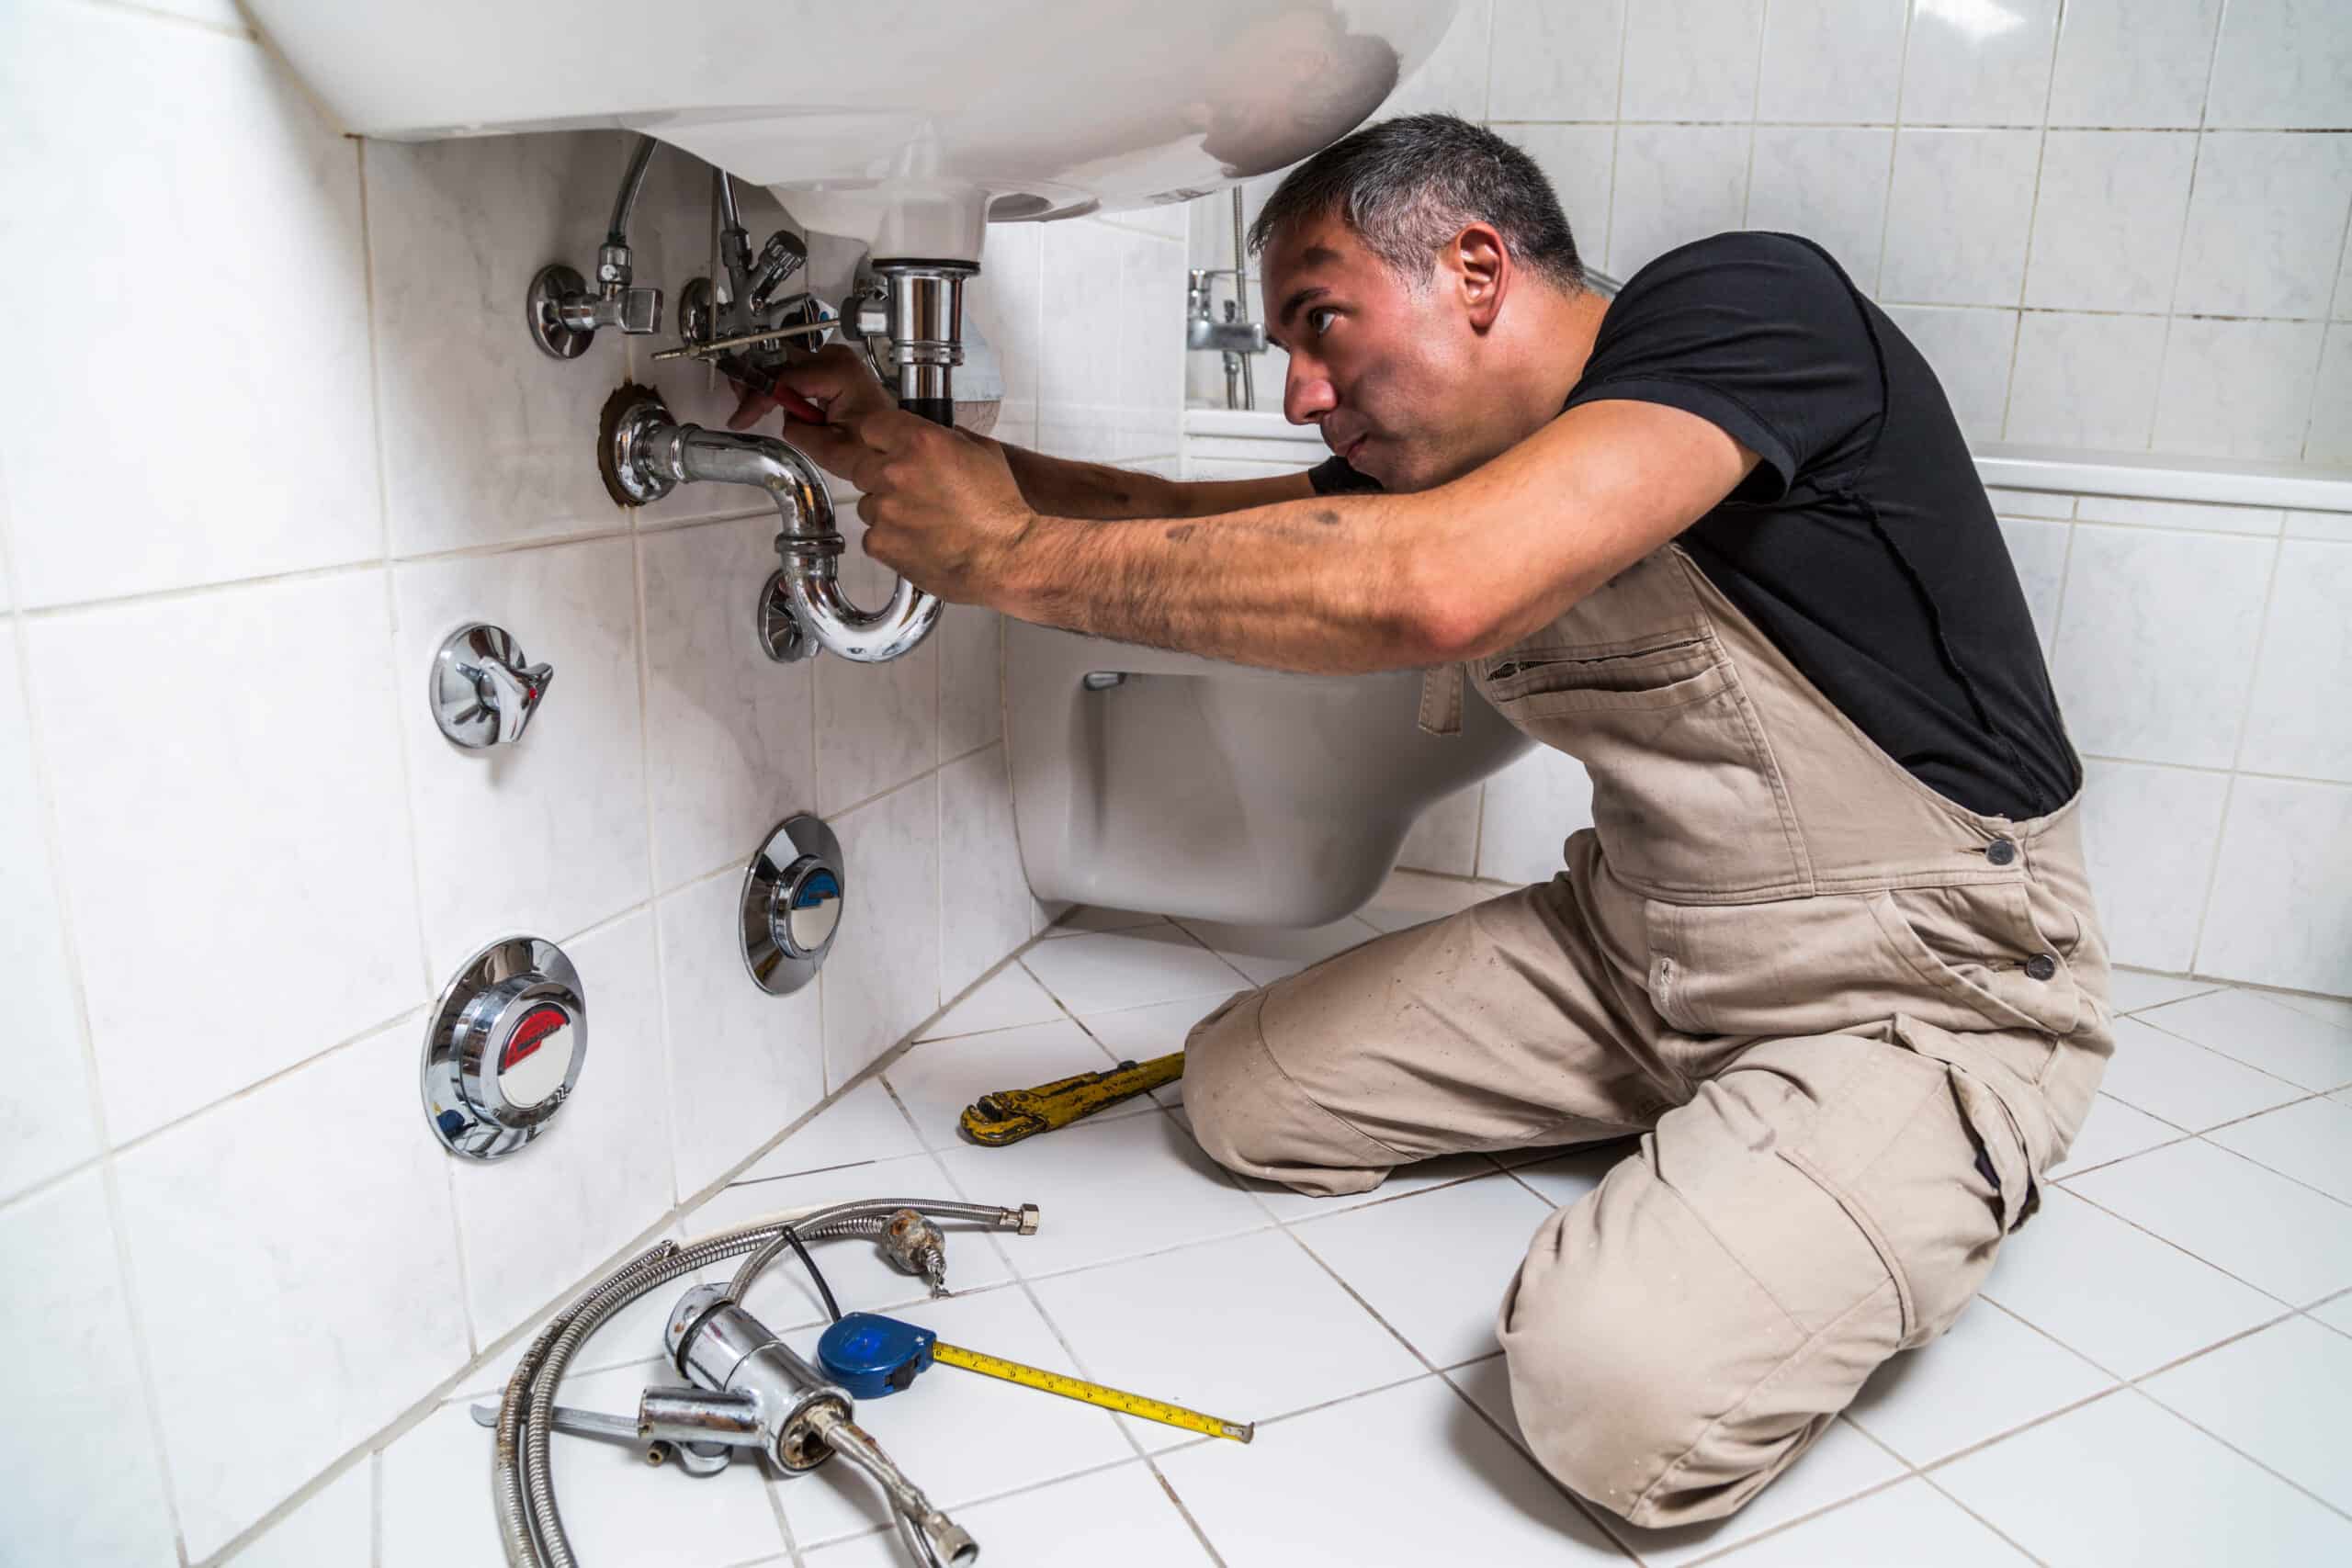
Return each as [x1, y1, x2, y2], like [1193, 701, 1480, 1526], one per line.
[242, 0, 1456, 258]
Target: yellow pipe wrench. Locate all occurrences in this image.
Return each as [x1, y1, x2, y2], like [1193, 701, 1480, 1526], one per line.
[957, 1052, 1185, 1145]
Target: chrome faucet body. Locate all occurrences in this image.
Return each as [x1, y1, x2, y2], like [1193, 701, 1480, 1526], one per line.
[1185, 268, 1269, 356]
[651, 1284, 978, 1564]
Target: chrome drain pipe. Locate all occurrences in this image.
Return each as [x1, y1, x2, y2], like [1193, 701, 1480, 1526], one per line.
[596, 385, 942, 664]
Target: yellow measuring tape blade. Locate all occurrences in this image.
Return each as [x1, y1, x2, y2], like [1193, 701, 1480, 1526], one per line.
[932, 1341, 1253, 1443]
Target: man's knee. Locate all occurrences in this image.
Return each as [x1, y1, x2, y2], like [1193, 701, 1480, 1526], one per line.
[1500, 1240, 1775, 1525]
[1180, 987, 1390, 1195]
[1497, 1163, 1880, 1528]
[1178, 990, 1262, 1170]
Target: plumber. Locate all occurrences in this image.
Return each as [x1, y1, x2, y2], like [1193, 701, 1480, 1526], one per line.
[745, 113, 2109, 1529]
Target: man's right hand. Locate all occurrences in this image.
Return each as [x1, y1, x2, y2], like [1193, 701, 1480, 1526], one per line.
[726, 343, 892, 479]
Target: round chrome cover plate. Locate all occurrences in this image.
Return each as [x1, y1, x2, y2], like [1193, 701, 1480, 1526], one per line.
[526, 262, 593, 360]
[741, 813, 845, 996]
[422, 935, 589, 1160]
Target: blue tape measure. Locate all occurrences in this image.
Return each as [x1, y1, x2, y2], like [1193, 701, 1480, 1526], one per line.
[816, 1312, 937, 1398]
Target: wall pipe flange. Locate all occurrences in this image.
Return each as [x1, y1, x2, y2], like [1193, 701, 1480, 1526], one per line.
[741, 813, 844, 995]
[526, 264, 595, 360]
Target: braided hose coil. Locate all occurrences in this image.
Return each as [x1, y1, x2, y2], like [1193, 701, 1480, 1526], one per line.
[494, 1198, 1026, 1568]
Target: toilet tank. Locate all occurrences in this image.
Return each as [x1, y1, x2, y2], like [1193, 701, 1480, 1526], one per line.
[1007, 624, 1532, 926]
[242, 0, 1458, 259]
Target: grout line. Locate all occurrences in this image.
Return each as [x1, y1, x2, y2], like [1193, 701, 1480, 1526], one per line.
[369, 1450, 383, 1568]
[625, 525, 686, 1213]
[2146, 2, 2233, 454]
[761, 1449, 806, 1568]
[1669, 1470, 1928, 1568]
[1908, 1468, 2058, 1568]
[6, 539, 193, 1559]
[2188, 1124, 2352, 1213]
[1598, 0, 1630, 274]
[1999, 0, 2072, 434]
[1869, 0, 1919, 297]
[2040, 1174, 2305, 1314]
[2178, 475, 2277, 963]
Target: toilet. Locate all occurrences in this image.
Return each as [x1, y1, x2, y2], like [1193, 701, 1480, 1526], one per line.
[1004, 622, 1530, 926]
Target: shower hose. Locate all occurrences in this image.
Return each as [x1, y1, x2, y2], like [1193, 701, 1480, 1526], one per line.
[492, 1195, 1030, 1568]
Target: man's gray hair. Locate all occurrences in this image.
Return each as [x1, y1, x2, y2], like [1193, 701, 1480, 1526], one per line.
[1247, 114, 1585, 290]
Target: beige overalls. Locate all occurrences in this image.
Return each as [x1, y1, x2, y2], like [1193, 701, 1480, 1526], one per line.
[1183, 540, 2113, 1528]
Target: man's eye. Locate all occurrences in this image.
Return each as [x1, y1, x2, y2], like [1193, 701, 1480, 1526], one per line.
[1307, 306, 1339, 334]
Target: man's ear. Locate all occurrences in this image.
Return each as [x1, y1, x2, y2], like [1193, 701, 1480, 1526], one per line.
[1452, 222, 1509, 333]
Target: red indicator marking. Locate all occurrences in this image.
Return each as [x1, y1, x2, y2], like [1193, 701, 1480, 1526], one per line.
[500, 1004, 570, 1073]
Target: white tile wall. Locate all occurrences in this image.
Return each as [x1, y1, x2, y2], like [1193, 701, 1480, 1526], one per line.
[1746, 127, 1895, 289]
[1883, 129, 2042, 306]
[1487, 0, 1625, 123]
[1189, 1, 2352, 459]
[2025, 131, 2196, 313]
[824, 774, 944, 1087]
[2005, 310, 2166, 448]
[2047, 0, 2222, 129]
[1620, 0, 1764, 124]
[2205, 0, 2352, 130]
[0, 636, 96, 1200]
[0, 1170, 180, 1565]
[0, 1, 1195, 1555]
[1758, 0, 1908, 125]
[1899, 0, 2062, 127]
[0, 2, 380, 609]
[2154, 319, 2328, 461]
[2174, 133, 2352, 320]
[2200, 776, 2352, 996]
[1883, 305, 2019, 445]
[114, 1017, 470, 1560]
[392, 536, 651, 977]
[1607, 123, 1753, 277]
[2077, 758, 2233, 973]
[28, 573, 426, 1143]
[2050, 525, 2274, 768]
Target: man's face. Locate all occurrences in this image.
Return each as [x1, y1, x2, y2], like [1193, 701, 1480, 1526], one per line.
[1260, 214, 1483, 492]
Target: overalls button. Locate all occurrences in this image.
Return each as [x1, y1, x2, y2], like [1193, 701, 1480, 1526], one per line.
[1984, 837, 2018, 866]
[2024, 952, 2059, 982]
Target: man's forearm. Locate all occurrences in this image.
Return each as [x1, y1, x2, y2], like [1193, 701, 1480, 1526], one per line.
[991, 439, 1312, 521]
[995, 490, 1447, 673]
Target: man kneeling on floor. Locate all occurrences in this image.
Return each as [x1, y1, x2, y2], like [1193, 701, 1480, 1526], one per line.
[753, 114, 2112, 1529]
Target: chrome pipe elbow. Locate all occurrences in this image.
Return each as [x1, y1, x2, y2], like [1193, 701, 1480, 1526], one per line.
[596, 386, 940, 663]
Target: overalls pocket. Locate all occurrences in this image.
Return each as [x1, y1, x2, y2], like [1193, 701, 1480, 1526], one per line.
[1479, 635, 1806, 899]
[1891, 1013, 2058, 1235]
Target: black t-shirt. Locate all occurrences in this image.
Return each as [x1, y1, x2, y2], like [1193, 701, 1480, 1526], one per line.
[1310, 231, 2077, 821]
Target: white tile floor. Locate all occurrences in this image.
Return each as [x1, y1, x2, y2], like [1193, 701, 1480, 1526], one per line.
[401, 874, 2352, 1567]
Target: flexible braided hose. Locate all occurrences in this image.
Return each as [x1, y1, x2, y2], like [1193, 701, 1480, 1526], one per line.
[493, 1198, 1023, 1568]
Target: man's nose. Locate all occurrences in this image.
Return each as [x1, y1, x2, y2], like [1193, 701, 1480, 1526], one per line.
[1284, 362, 1337, 425]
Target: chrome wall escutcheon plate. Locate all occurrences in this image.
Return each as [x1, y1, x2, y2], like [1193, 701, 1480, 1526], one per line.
[741, 813, 844, 996]
[423, 935, 588, 1160]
